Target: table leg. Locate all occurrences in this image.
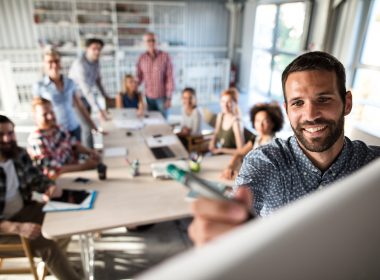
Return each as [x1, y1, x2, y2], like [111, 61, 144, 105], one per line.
[79, 233, 95, 280]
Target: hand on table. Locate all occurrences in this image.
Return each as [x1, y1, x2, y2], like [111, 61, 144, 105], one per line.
[220, 167, 237, 180]
[43, 185, 62, 202]
[188, 187, 253, 246]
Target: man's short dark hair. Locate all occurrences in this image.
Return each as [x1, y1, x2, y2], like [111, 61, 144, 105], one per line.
[282, 51, 347, 103]
[182, 87, 196, 96]
[85, 38, 104, 48]
[0, 115, 14, 127]
[250, 103, 284, 133]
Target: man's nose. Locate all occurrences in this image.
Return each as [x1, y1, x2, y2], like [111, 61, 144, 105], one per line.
[2, 134, 11, 142]
[304, 102, 321, 120]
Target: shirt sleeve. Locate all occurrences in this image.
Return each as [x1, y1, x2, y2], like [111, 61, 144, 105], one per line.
[70, 61, 101, 111]
[165, 54, 174, 99]
[235, 148, 283, 216]
[32, 82, 41, 97]
[27, 133, 63, 179]
[136, 56, 144, 87]
[190, 109, 202, 135]
[19, 148, 54, 193]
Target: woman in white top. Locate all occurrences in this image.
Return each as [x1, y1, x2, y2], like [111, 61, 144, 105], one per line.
[178, 87, 202, 136]
[221, 102, 284, 180]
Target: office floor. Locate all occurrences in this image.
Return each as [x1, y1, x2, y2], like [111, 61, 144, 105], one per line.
[0, 219, 192, 280]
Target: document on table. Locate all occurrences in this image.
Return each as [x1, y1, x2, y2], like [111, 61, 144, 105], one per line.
[43, 189, 97, 212]
[104, 147, 127, 158]
[113, 119, 144, 130]
[143, 118, 166, 126]
[146, 135, 178, 148]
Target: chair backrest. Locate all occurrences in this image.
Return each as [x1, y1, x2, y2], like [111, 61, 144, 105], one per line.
[0, 234, 46, 280]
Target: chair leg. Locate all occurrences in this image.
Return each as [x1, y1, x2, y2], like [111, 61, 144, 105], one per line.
[20, 237, 39, 280]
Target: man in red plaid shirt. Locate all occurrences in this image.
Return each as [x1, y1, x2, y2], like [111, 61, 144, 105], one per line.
[27, 97, 101, 180]
[136, 32, 174, 118]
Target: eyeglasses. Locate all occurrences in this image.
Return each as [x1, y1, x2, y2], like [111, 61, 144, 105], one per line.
[46, 59, 60, 65]
[146, 39, 156, 43]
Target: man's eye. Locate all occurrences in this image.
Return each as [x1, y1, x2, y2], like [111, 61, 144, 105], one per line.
[318, 97, 330, 103]
[291, 100, 303, 107]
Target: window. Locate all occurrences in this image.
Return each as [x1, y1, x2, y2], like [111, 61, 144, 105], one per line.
[351, 0, 380, 130]
[249, 1, 311, 100]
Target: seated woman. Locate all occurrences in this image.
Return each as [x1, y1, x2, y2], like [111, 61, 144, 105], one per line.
[178, 87, 202, 135]
[221, 102, 284, 180]
[208, 89, 244, 155]
[116, 74, 144, 116]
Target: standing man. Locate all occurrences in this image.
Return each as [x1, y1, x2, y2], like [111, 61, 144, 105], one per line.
[136, 32, 174, 118]
[189, 51, 380, 246]
[0, 115, 82, 280]
[34, 47, 99, 142]
[69, 38, 109, 148]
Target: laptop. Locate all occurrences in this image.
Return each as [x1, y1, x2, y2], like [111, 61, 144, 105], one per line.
[150, 146, 175, 159]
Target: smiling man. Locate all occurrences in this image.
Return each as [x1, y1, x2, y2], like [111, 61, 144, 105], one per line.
[189, 51, 380, 246]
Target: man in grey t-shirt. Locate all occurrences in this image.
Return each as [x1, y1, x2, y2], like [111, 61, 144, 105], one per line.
[189, 51, 380, 246]
[69, 38, 109, 148]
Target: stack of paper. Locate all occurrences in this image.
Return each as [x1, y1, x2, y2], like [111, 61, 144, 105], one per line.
[113, 119, 144, 130]
[104, 147, 127, 158]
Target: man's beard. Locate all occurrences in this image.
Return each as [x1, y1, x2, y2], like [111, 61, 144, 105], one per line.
[0, 141, 18, 159]
[291, 113, 344, 153]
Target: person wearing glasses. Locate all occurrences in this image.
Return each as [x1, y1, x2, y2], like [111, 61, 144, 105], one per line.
[34, 47, 99, 143]
[136, 32, 174, 118]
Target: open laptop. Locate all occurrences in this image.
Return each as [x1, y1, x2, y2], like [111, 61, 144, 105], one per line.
[138, 158, 380, 280]
[150, 146, 175, 160]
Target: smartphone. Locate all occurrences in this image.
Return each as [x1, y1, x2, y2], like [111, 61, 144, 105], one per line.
[73, 177, 90, 184]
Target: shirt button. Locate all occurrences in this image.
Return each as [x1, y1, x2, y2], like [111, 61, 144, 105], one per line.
[303, 172, 307, 176]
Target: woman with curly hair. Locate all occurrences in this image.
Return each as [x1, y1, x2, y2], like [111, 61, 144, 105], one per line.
[221, 102, 284, 179]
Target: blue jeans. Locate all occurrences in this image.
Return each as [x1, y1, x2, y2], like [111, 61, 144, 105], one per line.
[69, 125, 82, 143]
[146, 97, 168, 119]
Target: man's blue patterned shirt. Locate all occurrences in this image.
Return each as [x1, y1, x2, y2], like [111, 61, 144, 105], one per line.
[235, 136, 380, 216]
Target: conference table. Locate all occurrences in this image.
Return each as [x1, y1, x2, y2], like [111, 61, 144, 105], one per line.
[41, 109, 232, 279]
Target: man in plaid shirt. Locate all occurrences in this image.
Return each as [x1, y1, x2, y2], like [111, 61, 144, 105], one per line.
[0, 115, 82, 280]
[28, 97, 101, 180]
[136, 32, 174, 118]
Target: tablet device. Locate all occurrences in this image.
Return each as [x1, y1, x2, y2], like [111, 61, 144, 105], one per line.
[51, 189, 90, 205]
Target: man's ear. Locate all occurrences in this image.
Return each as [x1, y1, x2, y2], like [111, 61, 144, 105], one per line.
[283, 101, 288, 113]
[344, 91, 352, 116]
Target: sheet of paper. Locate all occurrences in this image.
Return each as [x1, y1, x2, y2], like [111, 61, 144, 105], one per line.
[113, 119, 144, 130]
[143, 118, 166, 126]
[146, 135, 178, 148]
[104, 147, 127, 158]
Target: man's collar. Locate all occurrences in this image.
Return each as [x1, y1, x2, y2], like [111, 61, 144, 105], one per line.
[146, 49, 160, 57]
[43, 75, 64, 86]
[290, 135, 351, 175]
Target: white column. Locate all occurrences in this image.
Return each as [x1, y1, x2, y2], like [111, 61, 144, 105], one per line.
[0, 60, 19, 113]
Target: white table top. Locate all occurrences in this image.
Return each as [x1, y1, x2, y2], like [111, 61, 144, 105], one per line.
[42, 109, 232, 239]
